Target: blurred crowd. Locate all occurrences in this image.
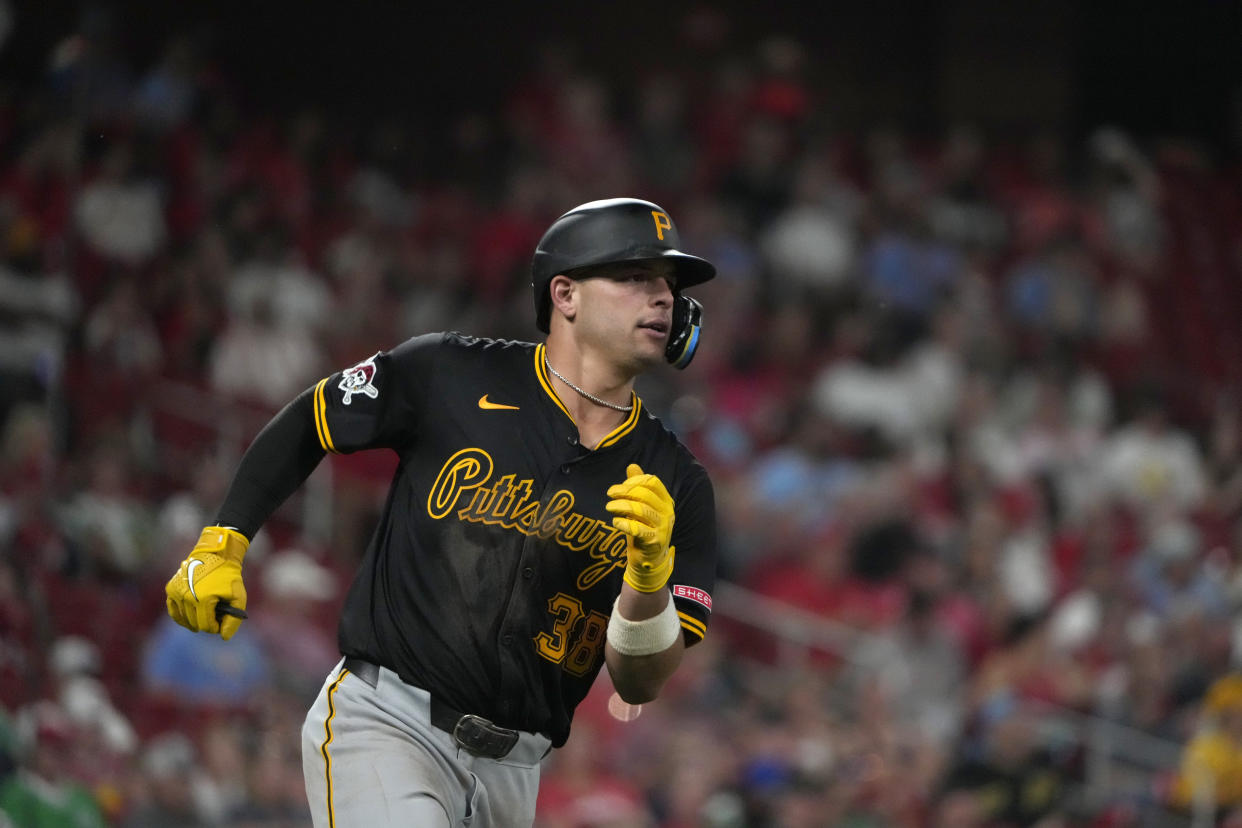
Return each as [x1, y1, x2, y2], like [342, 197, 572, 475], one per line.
[3, 6, 1242, 827]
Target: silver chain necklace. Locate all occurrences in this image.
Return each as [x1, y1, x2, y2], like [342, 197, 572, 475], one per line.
[544, 357, 634, 413]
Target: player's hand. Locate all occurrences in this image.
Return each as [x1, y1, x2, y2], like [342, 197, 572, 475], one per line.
[165, 526, 250, 640]
[606, 464, 676, 593]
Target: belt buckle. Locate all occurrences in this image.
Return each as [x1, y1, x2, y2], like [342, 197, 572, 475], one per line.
[452, 714, 518, 759]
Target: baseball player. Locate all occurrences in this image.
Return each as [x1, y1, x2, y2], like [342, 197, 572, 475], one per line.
[164, 198, 718, 827]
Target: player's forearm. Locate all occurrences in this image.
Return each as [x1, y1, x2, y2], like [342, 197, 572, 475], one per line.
[604, 586, 685, 703]
[214, 386, 327, 538]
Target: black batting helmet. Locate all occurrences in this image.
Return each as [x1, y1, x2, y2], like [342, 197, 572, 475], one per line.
[531, 198, 716, 333]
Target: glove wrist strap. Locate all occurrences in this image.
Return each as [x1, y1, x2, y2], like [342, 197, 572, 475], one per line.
[623, 545, 674, 593]
[194, 526, 250, 565]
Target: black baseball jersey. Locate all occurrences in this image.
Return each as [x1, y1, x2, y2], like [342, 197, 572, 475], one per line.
[311, 332, 716, 746]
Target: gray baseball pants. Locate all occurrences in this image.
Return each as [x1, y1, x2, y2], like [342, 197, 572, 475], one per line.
[301, 658, 552, 827]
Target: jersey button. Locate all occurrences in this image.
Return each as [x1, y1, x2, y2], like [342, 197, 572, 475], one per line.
[567, 435, 578, 446]
[502, 634, 514, 646]
[522, 567, 534, 579]
[560, 464, 570, 474]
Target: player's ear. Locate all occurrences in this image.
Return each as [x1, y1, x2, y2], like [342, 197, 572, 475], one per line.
[549, 274, 577, 325]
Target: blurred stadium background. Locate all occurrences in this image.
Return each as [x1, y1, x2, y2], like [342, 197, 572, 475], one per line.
[2, 1, 1242, 826]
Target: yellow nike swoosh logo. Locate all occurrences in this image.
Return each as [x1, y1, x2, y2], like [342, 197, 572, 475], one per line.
[478, 395, 520, 411]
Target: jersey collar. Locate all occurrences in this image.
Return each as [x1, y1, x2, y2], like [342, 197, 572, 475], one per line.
[534, 343, 642, 450]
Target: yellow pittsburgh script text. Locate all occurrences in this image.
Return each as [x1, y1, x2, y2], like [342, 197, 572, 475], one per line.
[426, 448, 628, 589]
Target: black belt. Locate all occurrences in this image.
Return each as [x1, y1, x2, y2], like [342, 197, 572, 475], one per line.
[342, 657, 520, 760]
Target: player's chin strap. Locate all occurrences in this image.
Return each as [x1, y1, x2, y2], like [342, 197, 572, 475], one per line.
[664, 295, 703, 370]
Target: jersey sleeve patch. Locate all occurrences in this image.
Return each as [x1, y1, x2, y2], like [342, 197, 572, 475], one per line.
[672, 584, 712, 612]
[672, 584, 711, 643]
[338, 354, 380, 404]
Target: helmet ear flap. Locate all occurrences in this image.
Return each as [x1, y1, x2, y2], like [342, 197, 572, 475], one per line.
[665, 295, 703, 369]
[534, 257, 555, 333]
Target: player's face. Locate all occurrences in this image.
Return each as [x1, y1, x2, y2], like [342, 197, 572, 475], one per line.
[575, 262, 676, 369]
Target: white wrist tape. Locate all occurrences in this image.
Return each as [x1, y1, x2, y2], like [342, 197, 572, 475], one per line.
[606, 596, 681, 656]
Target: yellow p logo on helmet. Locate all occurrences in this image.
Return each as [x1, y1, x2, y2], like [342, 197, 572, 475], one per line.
[651, 211, 672, 241]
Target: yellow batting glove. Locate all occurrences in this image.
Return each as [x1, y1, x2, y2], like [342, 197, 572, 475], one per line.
[165, 526, 250, 640]
[606, 464, 676, 593]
